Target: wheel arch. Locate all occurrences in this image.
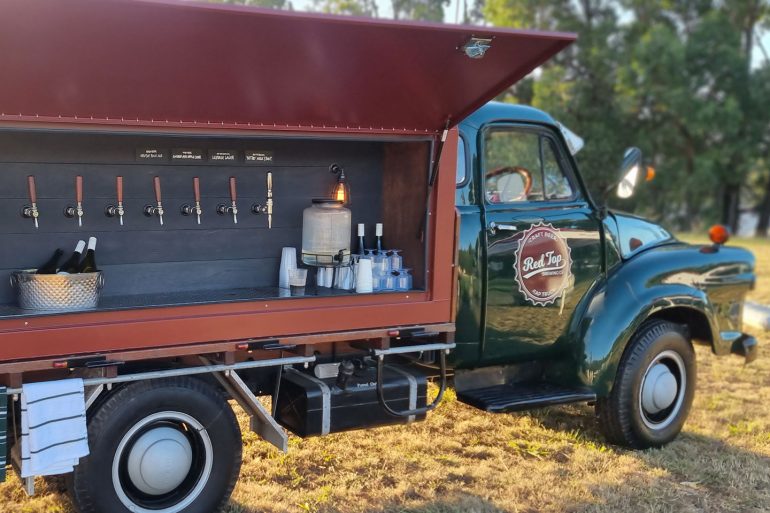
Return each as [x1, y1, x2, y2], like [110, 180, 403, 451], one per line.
[574, 280, 717, 398]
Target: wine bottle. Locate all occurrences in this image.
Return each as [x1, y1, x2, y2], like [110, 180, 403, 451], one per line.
[36, 248, 64, 274]
[375, 223, 383, 254]
[57, 240, 86, 274]
[78, 237, 98, 273]
[357, 223, 366, 257]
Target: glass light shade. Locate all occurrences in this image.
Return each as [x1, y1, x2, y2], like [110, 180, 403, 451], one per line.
[332, 180, 351, 204]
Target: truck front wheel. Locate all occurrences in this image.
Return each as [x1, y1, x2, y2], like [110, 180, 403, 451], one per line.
[596, 320, 696, 449]
[70, 376, 242, 513]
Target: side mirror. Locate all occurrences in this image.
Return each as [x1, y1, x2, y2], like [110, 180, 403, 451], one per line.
[616, 147, 643, 199]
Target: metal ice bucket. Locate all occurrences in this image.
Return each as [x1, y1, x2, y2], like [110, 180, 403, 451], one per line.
[10, 270, 104, 311]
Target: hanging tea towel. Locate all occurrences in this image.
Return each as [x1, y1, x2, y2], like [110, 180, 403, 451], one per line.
[21, 378, 89, 477]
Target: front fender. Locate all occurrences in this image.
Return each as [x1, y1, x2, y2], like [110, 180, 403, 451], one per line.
[572, 242, 754, 396]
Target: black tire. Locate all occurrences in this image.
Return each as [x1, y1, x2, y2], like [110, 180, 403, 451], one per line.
[596, 319, 696, 449]
[70, 376, 242, 513]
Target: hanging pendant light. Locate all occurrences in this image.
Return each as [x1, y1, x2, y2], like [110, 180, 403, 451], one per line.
[329, 163, 350, 205]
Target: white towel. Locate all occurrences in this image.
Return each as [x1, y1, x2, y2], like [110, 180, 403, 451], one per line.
[21, 378, 89, 477]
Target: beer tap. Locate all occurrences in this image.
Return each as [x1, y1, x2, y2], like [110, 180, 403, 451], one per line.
[181, 176, 203, 224]
[143, 176, 164, 226]
[21, 175, 40, 228]
[217, 177, 238, 224]
[251, 171, 273, 229]
[105, 176, 125, 225]
[64, 175, 85, 227]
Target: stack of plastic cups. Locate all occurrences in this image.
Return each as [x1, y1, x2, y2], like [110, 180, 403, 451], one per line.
[279, 247, 297, 290]
[355, 258, 373, 293]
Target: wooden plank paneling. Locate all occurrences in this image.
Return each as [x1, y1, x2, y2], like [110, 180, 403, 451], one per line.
[0, 131, 386, 303]
[382, 142, 431, 288]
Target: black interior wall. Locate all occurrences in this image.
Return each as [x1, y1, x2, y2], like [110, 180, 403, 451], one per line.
[0, 130, 386, 304]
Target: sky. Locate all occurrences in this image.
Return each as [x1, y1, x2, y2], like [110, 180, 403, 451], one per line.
[291, 0, 769, 69]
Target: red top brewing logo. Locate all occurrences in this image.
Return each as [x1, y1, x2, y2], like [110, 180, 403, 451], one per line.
[514, 222, 573, 306]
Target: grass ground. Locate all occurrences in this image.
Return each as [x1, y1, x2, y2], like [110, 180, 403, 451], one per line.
[2, 236, 769, 513]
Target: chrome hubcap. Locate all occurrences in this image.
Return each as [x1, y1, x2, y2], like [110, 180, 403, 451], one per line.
[126, 427, 193, 495]
[112, 411, 213, 513]
[639, 350, 686, 430]
[641, 363, 677, 414]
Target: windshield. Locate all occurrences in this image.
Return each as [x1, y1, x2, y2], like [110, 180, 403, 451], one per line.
[613, 213, 674, 258]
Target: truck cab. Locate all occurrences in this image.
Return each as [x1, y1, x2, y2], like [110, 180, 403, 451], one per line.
[450, 101, 757, 449]
[454, 103, 603, 367]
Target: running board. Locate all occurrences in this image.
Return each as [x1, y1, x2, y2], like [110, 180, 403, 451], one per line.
[457, 383, 596, 413]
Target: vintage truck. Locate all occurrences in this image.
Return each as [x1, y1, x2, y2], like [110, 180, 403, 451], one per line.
[0, 1, 757, 512]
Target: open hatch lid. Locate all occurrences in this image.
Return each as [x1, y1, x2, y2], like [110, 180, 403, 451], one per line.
[0, 0, 575, 134]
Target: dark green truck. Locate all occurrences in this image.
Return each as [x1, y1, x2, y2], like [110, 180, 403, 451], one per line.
[0, 2, 758, 511]
[451, 101, 756, 448]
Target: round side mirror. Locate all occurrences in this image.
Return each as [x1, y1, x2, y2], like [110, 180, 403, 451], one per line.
[617, 147, 643, 199]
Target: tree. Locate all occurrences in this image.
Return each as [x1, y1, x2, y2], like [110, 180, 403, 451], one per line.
[392, 0, 451, 21]
[208, 0, 292, 9]
[312, 0, 379, 16]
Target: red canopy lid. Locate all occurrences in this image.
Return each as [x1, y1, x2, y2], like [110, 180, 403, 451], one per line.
[0, 0, 575, 133]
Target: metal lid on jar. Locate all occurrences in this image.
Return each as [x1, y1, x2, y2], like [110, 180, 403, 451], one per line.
[311, 198, 344, 205]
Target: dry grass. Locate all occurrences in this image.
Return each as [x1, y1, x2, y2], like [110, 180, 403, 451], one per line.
[2, 237, 769, 513]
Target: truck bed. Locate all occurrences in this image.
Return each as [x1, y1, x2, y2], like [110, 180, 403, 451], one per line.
[0, 129, 458, 374]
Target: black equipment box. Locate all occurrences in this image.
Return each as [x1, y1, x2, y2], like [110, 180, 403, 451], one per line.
[275, 363, 427, 437]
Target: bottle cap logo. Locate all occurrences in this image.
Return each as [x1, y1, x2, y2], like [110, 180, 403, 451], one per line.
[514, 222, 573, 306]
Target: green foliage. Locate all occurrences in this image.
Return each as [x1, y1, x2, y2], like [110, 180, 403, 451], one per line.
[313, 0, 379, 15]
[392, 0, 451, 21]
[207, 0, 291, 9]
[483, 0, 770, 232]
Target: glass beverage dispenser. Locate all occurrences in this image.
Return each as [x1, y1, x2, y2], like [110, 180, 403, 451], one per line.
[301, 199, 352, 266]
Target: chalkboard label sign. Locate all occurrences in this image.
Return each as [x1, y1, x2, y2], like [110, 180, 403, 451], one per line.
[171, 148, 204, 161]
[245, 150, 274, 163]
[136, 148, 167, 161]
[208, 150, 239, 162]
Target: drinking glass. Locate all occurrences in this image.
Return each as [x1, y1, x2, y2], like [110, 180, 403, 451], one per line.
[388, 250, 403, 271]
[396, 268, 412, 291]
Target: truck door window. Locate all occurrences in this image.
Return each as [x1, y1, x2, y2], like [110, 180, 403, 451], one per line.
[484, 128, 574, 204]
[542, 137, 574, 199]
[484, 130, 544, 203]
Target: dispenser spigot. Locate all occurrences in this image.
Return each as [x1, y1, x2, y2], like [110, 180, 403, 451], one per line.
[251, 171, 273, 229]
[64, 175, 85, 227]
[105, 176, 125, 225]
[22, 175, 40, 228]
[181, 177, 203, 224]
[143, 176, 164, 226]
[216, 177, 238, 224]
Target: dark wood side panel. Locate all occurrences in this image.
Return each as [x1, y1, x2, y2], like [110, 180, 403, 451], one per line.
[382, 141, 430, 289]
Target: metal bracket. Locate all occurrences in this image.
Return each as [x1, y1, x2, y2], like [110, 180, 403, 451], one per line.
[202, 357, 288, 452]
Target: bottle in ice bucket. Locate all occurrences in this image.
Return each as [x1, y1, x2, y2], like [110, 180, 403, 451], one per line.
[78, 237, 98, 273]
[57, 240, 86, 274]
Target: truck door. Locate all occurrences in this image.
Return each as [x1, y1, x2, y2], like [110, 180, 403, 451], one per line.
[480, 124, 603, 364]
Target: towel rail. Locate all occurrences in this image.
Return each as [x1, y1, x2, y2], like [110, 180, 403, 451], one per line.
[6, 354, 316, 395]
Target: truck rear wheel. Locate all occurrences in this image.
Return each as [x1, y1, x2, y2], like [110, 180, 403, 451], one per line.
[596, 320, 696, 449]
[70, 376, 242, 513]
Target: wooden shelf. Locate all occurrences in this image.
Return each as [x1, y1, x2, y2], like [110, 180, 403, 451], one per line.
[0, 286, 420, 320]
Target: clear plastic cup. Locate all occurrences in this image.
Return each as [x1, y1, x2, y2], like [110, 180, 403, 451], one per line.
[289, 268, 308, 296]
